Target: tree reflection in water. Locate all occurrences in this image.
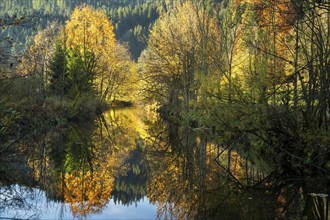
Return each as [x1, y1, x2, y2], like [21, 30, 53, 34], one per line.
[112, 148, 148, 206]
[0, 107, 329, 219]
[1, 108, 147, 218]
[144, 118, 329, 220]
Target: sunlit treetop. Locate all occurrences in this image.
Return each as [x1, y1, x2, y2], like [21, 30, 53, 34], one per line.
[64, 5, 116, 56]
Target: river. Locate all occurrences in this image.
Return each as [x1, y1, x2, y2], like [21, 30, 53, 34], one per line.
[0, 107, 328, 219]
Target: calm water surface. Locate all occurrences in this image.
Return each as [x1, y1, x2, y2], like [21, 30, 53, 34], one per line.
[1, 108, 329, 219]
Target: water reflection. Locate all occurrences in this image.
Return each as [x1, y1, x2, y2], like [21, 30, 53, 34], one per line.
[143, 118, 329, 219]
[112, 148, 148, 206]
[0, 107, 329, 219]
[1, 107, 153, 219]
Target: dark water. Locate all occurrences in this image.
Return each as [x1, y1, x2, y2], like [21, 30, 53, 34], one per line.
[0, 108, 329, 219]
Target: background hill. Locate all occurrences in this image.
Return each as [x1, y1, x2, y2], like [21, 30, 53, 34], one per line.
[1, 0, 162, 62]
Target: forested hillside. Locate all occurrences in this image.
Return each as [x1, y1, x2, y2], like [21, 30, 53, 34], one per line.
[0, 0, 160, 64]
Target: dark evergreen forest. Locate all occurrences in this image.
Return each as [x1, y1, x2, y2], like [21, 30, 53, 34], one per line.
[1, 0, 160, 63]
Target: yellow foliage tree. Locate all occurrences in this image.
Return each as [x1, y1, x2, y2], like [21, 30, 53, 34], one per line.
[140, 2, 218, 110]
[64, 5, 133, 102]
[64, 171, 114, 216]
[65, 5, 115, 57]
[17, 22, 59, 101]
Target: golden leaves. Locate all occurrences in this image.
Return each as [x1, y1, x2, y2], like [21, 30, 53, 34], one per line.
[64, 171, 114, 216]
[63, 5, 134, 102]
[65, 5, 115, 55]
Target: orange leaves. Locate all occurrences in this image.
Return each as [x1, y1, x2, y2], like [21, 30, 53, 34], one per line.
[252, 0, 296, 32]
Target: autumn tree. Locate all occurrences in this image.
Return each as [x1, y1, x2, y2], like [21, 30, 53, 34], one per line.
[213, 0, 246, 103]
[247, 0, 330, 129]
[16, 22, 59, 103]
[98, 43, 133, 103]
[140, 2, 218, 114]
[63, 5, 133, 103]
[233, 0, 330, 171]
[62, 6, 113, 98]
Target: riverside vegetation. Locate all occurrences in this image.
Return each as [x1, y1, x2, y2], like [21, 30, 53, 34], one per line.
[0, 0, 329, 219]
